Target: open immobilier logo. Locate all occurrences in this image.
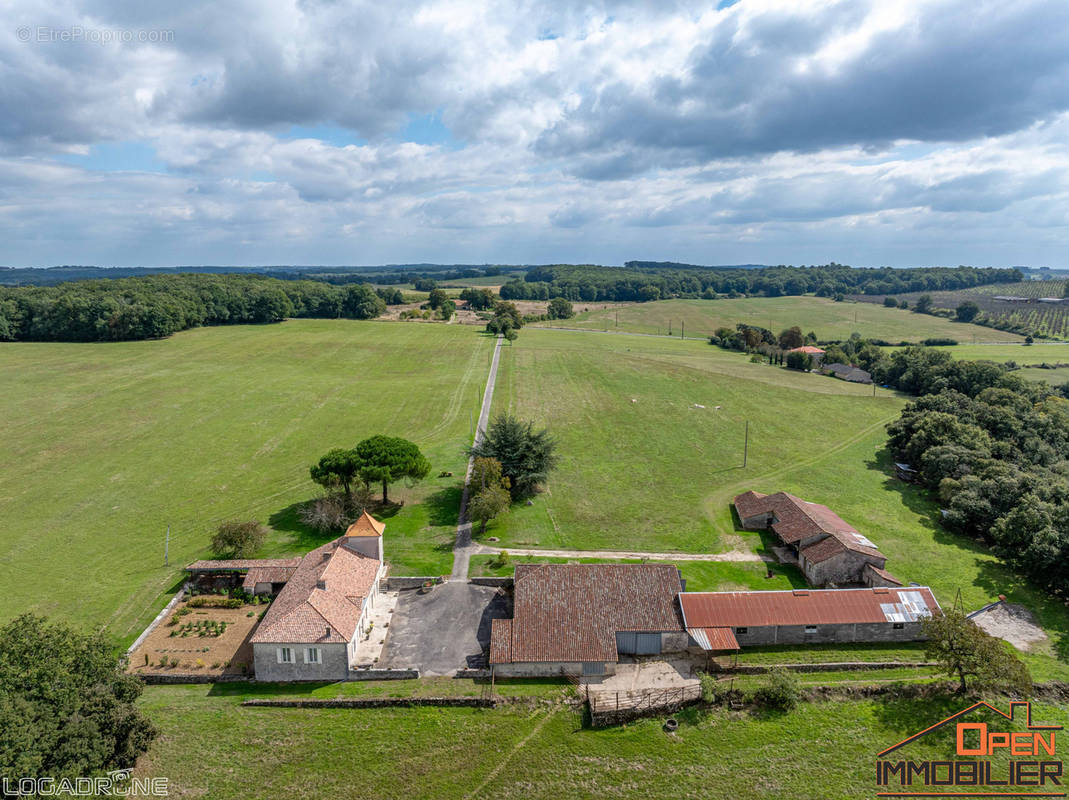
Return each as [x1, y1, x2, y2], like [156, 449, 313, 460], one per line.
[875, 700, 1064, 797]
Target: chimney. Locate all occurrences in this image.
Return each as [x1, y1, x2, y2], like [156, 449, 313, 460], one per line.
[324, 626, 331, 639]
[316, 579, 327, 590]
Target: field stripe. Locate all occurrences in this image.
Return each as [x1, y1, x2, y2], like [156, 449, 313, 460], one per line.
[463, 708, 557, 800]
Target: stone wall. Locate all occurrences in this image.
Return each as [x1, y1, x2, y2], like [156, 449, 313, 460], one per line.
[252, 642, 349, 682]
[242, 697, 496, 709]
[126, 588, 187, 656]
[347, 668, 420, 681]
[493, 661, 614, 678]
[139, 672, 251, 685]
[381, 576, 444, 591]
[733, 621, 926, 646]
[469, 576, 513, 588]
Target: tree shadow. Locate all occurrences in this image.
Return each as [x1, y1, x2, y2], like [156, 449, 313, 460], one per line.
[267, 501, 338, 553]
[425, 485, 462, 528]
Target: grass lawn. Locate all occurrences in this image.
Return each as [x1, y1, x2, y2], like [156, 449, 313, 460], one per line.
[488, 328, 1069, 680]
[487, 328, 903, 554]
[133, 685, 1068, 799]
[540, 297, 1022, 343]
[0, 320, 493, 643]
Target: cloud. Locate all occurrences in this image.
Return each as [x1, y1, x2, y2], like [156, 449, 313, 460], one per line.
[1, 0, 1069, 265]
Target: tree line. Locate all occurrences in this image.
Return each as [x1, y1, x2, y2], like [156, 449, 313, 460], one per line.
[499, 264, 1022, 304]
[0, 273, 395, 342]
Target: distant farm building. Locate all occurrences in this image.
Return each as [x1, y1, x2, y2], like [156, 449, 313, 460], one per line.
[822, 363, 873, 384]
[788, 345, 826, 365]
[733, 491, 901, 588]
[680, 586, 939, 649]
[489, 564, 689, 678]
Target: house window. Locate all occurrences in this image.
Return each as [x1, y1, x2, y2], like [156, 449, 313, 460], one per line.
[804, 626, 818, 634]
[893, 623, 904, 630]
[736, 627, 748, 635]
[305, 647, 321, 664]
[277, 647, 293, 664]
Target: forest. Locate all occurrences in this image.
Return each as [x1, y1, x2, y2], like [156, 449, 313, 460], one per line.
[499, 263, 1022, 303]
[0, 274, 390, 342]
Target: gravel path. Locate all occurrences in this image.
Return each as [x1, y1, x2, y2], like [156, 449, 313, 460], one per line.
[451, 334, 504, 579]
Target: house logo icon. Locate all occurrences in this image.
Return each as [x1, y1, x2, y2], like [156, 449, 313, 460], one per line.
[874, 700, 1064, 797]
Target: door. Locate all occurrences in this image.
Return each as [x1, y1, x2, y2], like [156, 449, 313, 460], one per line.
[616, 632, 661, 655]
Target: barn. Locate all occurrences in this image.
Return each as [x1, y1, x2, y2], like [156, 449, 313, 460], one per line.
[679, 586, 940, 649]
[733, 491, 901, 588]
[489, 563, 688, 678]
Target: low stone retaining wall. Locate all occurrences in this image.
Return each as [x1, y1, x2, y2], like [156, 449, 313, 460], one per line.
[126, 588, 187, 656]
[455, 669, 490, 679]
[724, 661, 937, 675]
[242, 697, 496, 709]
[139, 672, 251, 685]
[469, 576, 513, 588]
[347, 669, 419, 681]
[381, 576, 445, 591]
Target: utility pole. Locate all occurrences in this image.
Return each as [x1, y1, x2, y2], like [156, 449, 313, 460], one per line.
[669, 320, 672, 336]
[681, 320, 685, 339]
[743, 420, 749, 468]
[615, 309, 618, 328]
[164, 526, 170, 566]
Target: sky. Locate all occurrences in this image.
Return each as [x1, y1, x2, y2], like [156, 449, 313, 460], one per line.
[3, 0, 1069, 268]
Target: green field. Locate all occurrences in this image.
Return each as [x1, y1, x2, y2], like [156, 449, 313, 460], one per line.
[899, 342, 1069, 384]
[0, 320, 493, 642]
[488, 328, 1069, 680]
[540, 297, 1023, 342]
[133, 685, 1068, 799]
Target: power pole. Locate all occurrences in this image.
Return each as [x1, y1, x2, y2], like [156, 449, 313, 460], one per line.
[615, 309, 618, 328]
[681, 320, 685, 339]
[669, 320, 672, 336]
[743, 420, 749, 468]
[164, 526, 170, 566]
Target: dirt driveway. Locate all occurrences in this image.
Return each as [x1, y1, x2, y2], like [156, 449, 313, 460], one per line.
[379, 582, 508, 676]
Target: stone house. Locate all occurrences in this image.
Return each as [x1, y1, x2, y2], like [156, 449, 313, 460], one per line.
[489, 564, 689, 679]
[733, 491, 901, 588]
[680, 586, 939, 651]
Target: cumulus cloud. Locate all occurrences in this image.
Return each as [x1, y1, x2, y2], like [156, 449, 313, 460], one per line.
[1, 0, 1068, 265]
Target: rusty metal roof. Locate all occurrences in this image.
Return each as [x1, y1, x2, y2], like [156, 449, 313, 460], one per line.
[688, 626, 740, 651]
[492, 564, 684, 664]
[679, 587, 939, 628]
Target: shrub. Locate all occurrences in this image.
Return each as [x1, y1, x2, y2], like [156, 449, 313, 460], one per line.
[188, 596, 242, 609]
[491, 550, 510, 569]
[169, 657, 179, 668]
[750, 668, 800, 711]
[299, 490, 365, 533]
[921, 337, 958, 346]
[211, 520, 268, 559]
[699, 673, 723, 704]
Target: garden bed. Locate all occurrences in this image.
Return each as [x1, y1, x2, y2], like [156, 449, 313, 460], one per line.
[128, 600, 266, 678]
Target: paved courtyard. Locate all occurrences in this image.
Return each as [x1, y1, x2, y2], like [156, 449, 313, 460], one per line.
[350, 590, 400, 667]
[379, 581, 508, 676]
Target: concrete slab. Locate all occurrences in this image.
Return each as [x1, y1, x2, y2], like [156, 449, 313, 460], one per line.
[378, 581, 508, 676]
[350, 590, 399, 667]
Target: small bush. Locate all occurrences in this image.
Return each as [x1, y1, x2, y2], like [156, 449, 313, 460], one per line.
[921, 337, 958, 346]
[750, 667, 800, 712]
[211, 519, 268, 559]
[700, 673, 723, 704]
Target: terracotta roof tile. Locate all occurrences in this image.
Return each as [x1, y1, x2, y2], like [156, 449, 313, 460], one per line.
[251, 538, 380, 645]
[345, 510, 385, 537]
[241, 566, 298, 590]
[493, 564, 684, 664]
[734, 491, 885, 560]
[186, 558, 302, 572]
[490, 618, 512, 664]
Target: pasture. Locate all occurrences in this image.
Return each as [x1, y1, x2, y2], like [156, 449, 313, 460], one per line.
[539, 296, 1022, 342]
[0, 320, 491, 642]
[907, 342, 1069, 384]
[490, 328, 1069, 680]
[132, 685, 1069, 799]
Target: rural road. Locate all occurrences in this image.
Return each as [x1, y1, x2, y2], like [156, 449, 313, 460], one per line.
[451, 333, 504, 579]
[474, 545, 773, 563]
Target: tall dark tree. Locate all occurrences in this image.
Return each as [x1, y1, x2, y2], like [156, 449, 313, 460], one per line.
[0, 615, 156, 784]
[341, 284, 387, 319]
[956, 301, 981, 322]
[923, 608, 1031, 695]
[310, 448, 362, 497]
[353, 435, 430, 503]
[470, 414, 557, 499]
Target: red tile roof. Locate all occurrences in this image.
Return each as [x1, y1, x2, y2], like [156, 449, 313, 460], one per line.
[186, 558, 302, 572]
[491, 564, 684, 664]
[489, 618, 512, 664]
[241, 565, 298, 590]
[679, 587, 939, 628]
[733, 491, 885, 561]
[864, 563, 903, 586]
[799, 535, 847, 564]
[251, 537, 381, 645]
[345, 510, 385, 537]
[789, 346, 825, 354]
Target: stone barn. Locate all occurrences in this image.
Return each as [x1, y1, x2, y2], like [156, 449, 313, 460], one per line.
[490, 564, 688, 678]
[679, 586, 939, 649]
[733, 491, 901, 588]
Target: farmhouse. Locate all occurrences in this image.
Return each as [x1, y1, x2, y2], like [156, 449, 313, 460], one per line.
[788, 345, 826, 364]
[489, 564, 688, 678]
[185, 510, 387, 681]
[734, 491, 901, 588]
[680, 586, 940, 649]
